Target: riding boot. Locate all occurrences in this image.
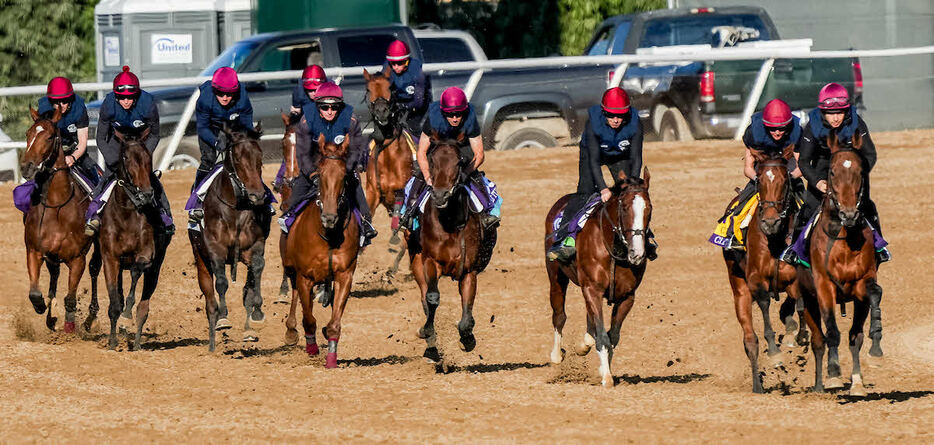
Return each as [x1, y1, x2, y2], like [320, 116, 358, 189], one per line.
[188, 167, 212, 224]
[469, 172, 500, 229]
[547, 193, 589, 263]
[399, 176, 426, 231]
[153, 174, 175, 235]
[646, 228, 659, 261]
[355, 181, 378, 240]
[780, 209, 810, 265]
[863, 199, 891, 263]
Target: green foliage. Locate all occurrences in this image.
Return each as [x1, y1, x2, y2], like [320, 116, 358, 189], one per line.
[0, 0, 97, 140]
[559, 0, 664, 56]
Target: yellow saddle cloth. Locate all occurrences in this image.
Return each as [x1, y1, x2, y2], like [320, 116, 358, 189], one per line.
[709, 193, 759, 249]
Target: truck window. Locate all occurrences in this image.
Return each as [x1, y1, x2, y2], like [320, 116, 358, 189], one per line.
[337, 34, 399, 67]
[256, 40, 323, 72]
[639, 14, 770, 48]
[201, 40, 259, 75]
[609, 21, 632, 54]
[587, 25, 616, 56]
[418, 37, 474, 63]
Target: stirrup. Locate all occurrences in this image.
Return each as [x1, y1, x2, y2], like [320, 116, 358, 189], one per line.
[780, 246, 798, 265]
[547, 244, 576, 263]
[188, 208, 204, 224]
[876, 247, 891, 264]
[480, 213, 500, 229]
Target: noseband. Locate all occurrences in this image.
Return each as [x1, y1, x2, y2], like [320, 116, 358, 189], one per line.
[118, 143, 153, 210]
[825, 148, 863, 215]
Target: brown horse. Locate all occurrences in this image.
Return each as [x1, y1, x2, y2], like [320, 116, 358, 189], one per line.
[274, 113, 301, 306]
[20, 107, 101, 333]
[363, 68, 416, 247]
[798, 132, 881, 396]
[406, 135, 498, 361]
[98, 128, 172, 350]
[281, 134, 361, 368]
[723, 144, 808, 393]
[189, 125, 271, 351]
[545, 168, 652, 387]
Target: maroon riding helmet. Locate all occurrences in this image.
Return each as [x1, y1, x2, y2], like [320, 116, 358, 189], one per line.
[113, 65, 140, 97]
[762, 99, 792, 128]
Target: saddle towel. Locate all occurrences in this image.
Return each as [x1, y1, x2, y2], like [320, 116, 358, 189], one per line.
[709, 193, 759, 249]
[551, 194, 603, 239]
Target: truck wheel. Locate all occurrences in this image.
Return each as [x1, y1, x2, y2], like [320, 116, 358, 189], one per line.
[498, 127, 558, 150]
[659, 109, 694, 142]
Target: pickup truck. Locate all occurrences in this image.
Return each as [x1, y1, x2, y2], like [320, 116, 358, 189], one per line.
[584, 6, 863, 141]
[89, 24, 599, 169]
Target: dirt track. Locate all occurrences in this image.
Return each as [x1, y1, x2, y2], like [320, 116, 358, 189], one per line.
[1, 130, 933, 443]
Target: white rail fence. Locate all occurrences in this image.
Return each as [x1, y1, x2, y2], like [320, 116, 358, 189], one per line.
[0, 44, 931, 179]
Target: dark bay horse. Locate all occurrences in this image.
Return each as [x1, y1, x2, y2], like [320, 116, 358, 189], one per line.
[98, 128, 172, 350]
[723, 144, 807, 393]
[274, 113, 300, 306]
[189, 125, 271, 351]
[363, 68, 416, 246]
[406, 135, 498, 360]
[798, 133, 881, 396]
[281, 134, 361, 368]
[20, 107, 101, 333]
[545, 168, 652, 387]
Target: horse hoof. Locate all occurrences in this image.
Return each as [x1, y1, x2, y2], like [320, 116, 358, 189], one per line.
[325, 352, 338, 368]
[284, 329, 299, 346]
[306, 342, 320, 356]
[825, 377, 844, 390]
[243, 331, 259, 343]
[783, 335, 797, 349]
[575, 344, 592, 357]
[250, 311, 265, 329]
[46, 315, 58, 332]
[389, 233, 401, 245]
[869, 344, 883, 357]
[423, 347, 441, 363]
[849, 375, 867, 397]
[215, 318, 232, 331]
[426, 292, 440, 306]
[63, 321, 75, 334]
[417, 327, 433, 339]
[550, 348, 565, 364]
[274, 294, 290, 305]
[459, 333, 476, 352]
[117, 316, 133, 334]
[28, 293, 46, 314]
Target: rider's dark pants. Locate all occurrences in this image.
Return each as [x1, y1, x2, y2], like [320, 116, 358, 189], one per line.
[195, 138, 218, 190]
[552, 152, 631, 243]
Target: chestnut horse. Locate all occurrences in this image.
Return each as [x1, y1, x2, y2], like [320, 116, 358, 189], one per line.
[274, 113, 300, 306]
[189, 125, 271, 351]
[20, 107, 101, 333]
[723, 144, 807, 393]
[363, 68, 416, 246]
[281, 134, 361, 368]
[798, 133, 882, 396]
[406, 135, 498, 360]
[545, 169, 652, 387]
[98, 128, 172, 350]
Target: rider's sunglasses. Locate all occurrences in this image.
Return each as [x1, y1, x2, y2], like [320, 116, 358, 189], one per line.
[49, 98, 70, 106]
[318, 103, 341, 111]
[389, 60, 408, 67]
[442, 110, 465, 119]
[603, 110, 628, 119]
[215, 92, 234, 98]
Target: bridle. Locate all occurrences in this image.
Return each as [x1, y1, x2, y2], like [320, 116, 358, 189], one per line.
[755, 159, 793, 220]
[221, 138, 254, 208]
[312, 152, 351, 218]
[598, 183, 647, 262]
[824, 147, 863, 217]
[28, 122, 77, 208]
[427, 142, 468, 208]
[116, 140, 153, 210]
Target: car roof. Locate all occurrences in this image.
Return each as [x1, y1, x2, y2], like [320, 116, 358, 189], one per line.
[240, 24, 410, 44]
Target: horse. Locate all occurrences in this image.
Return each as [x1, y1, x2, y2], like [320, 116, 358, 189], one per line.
[797, 132, 882, 396]
[98, 128, 172, 350]
[274, 113, 300, 306]
[722, 144, 808, 393]
[406, 134, 498, 361]
[363, 68, 416, 249]
[281, 134, 361, 368]
[544, 168, 652, 387]
[189, 124, 271, 351]
[20, 106, 101, 333]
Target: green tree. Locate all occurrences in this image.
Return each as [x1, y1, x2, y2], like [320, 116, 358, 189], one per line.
[0, 0, 97, 140]
[559, 0, 663, 56]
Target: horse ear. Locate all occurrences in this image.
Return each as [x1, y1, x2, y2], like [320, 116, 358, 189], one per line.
[221, 121, 234, 140]
[749, 148, 768, 165]
[782, 143, 795, 160]
[617, 168, 628, 182]
[362, 68, 371, 81]
[643, 166, 650, 188]
[381, 64, 390, 77]
[281, 112, 290, 127]
[340, 133, 350, 152]
[317, 133, 326, 149]
[827, 132, 840, 154]
[430, 130, 440, 143]
[50, 106, 63, 124]
[113, 129, 126, 145]
[29, 106, 39, 122]
[140, 126, 151, 142]
[852, 130, 862, 150]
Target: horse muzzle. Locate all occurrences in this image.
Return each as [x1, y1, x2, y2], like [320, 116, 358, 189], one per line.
[247, 192, 265, 207]
[839, 209, 861, 227]
[21, 163, 37, 180]
[759, 217, 782, 236]
[321, 213, 339, 229]
[431, 189, 452, 208]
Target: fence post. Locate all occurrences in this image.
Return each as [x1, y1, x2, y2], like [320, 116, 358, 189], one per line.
[157, 88, 200, 172]
[608, 63, 630, 88]
[463, 69, 485, 101]
[734, 58, 774, 140]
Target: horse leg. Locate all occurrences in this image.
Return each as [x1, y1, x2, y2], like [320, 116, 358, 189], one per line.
[607, 295, 636, 365]
[134, 236, 169, 352]
[276, 271, 291, 304]
[802, 293, 826, 392]
[794, 292, 809, 346]
[729, 271, 762, 393]
[295, 275, 318, 357]
[418, 259, 441, 362]
[63, 256, 86, 334]
[120, 267, 142, 335]
[753, 287, 781, 360]
[283, 269, 300, 346]
[866, 280, 884, 357]
[83, 245, 102, 332]
[547, 264, 570, 364]
[102, 256, 123, 350]
[323, 271, 353, 369]
[779, 295, 798, 348]
[456, 272, 477, 352]
[194, 251, 218, 351]
[582, 285, 613, 387]
[26, 249, 46, 314]
[212, 261, 231, 331]
[847, 299, 870, 396]
[815, 278, 843, 389]
[246, 247, 266, 328]
[45, 261, 61, 331]
[576, 312, 596, 356]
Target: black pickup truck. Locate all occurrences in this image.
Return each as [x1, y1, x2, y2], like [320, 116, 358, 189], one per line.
[585, 6, 863, 141]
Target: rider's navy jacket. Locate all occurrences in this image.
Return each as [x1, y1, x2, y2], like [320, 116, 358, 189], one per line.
[798, 107, 877, 186]
[291, 83, 314, 112]
[296, 103, 365, 175]
[580, 105, 644, 188]
[422, 102, 480, 141]
[382, 58, 430, 112]
[38, 95, 88, 148]
[583, 105, 641, 158]
[195, 80, 254, 148]
[96, 91, 160, 164]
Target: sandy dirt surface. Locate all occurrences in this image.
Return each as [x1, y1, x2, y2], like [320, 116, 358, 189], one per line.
[1, 130, 933, 443]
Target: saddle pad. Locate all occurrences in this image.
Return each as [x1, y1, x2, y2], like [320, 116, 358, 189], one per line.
[70, 169, 96, 195]
[185, 164, 224, 211]
[709, 193, 759, 248]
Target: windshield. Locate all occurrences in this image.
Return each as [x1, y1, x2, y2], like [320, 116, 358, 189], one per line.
[640, 14, 770, 48]
[200, 41, 260, 75]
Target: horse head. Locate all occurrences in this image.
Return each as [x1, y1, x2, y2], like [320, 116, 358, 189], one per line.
[751, 144, 794, 235]
[428, 132, 467, 208]
[222, 122, 266, 207]
[21, 106, 63, 180]
[363, 68, 393, 127]
[316, 133, 349, 230]
[827, 131, 864, 227]
[114, 127, 154, 207]
[610, 167, 652, 265]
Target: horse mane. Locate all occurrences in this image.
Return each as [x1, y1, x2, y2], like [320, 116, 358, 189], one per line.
[610, 176, 645, 194]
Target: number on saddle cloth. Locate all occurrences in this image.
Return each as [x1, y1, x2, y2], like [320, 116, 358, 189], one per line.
[551, 194, 602, 240]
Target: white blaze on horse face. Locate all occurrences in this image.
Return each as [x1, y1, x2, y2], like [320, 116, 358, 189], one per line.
[765, 169, 775, 182]
[288, 132, 296, 146]
[843, 160, 852, 169]
[630, 195, 646, 258]
[27, 126, 44, 150]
